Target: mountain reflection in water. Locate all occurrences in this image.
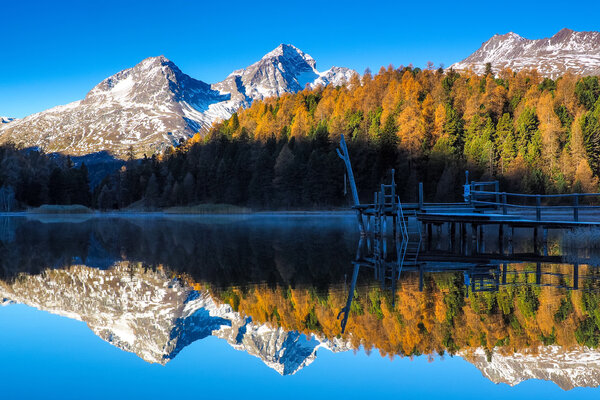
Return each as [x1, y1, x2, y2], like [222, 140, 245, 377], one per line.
[2, 215, 600, 392]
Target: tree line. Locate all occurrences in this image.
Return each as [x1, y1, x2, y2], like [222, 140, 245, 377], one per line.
[0, 144, 90, 211]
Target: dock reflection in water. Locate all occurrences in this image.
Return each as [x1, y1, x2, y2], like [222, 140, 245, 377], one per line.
[1, 215, 600, 396]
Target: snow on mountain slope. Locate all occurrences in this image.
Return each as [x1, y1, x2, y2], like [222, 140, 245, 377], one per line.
[0, 56, 228, 156]
[0, 116, 16, 124]
[214, 44, 354, 104]
[462, 346, 600, 390]
[451, 28, 600, 78]
[0, 263, 350, 374]
[0, 45, 356, 157]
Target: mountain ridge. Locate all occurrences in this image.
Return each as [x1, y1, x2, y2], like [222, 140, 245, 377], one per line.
[0, 45, 356, 157]
[463, 346, 600, 391]
[451, 28, 600, 78]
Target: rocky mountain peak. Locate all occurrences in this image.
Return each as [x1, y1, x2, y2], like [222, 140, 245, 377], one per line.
[451, 28, 600, 78]
[83, 55, 211, 106]
[491, 31, 526, 41]
[554, 27, 575, 39]
[262, 43, 317, 69]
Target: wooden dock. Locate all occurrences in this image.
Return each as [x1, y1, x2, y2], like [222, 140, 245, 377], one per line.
[336, 134, 600, 255]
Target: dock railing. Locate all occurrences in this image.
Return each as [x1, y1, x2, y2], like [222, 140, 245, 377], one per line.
[469, 189, 600, 222]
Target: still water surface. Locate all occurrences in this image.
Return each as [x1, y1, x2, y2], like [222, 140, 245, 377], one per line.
[0, 214, 599, 399]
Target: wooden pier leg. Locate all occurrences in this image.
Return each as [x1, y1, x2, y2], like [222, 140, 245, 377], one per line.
[472, 224, 479, 254]
[574, 263, 579, 290]
[536, 262, 541, 285]
[533, 227, 539, 254]
[509, 226, 514, 255]
[478, 224, 484, 253]
[499, 224, 504, 254]
[461, 223, 467, 254]
[427, 223, 432, 250]
[502, 263, 507, 285]
[450, 222, 456, 251]
[543, 227, 548, 256]
[393, 214, 397, 239]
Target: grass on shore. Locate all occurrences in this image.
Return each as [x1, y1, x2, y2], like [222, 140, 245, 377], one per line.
[28, 204, 94, 214]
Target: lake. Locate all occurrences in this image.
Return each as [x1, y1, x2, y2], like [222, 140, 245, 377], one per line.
[0, 214, 599, 399]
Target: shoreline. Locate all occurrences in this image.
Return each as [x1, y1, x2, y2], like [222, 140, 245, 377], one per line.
[0, 210, 357, 218]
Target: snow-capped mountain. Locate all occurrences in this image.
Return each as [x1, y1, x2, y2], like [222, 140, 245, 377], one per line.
[0, 45, 355, 157]
[463, 346, 600, 390]
[0, 263, 349, 374]
[213, 44, 355, 104]
[0, 116, 15, 124]
[451, 28, 600, 78]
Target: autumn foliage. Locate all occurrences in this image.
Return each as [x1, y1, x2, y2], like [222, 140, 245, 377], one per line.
[203, 263, 600, 359]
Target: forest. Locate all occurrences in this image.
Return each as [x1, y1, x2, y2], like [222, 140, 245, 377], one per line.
[2, 66, 600, 210]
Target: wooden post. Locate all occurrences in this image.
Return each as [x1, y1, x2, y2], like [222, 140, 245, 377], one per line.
[536, 262, 541, 285]
[418, 182, 424, 211]
[533, 227, 539, 254]
[495, 181, 500, 209]
[536, 195, 541, 221]
[502, 263, 507, 285]
[472, 224, 478, 254]
[461, 223, 467, 253]
[336, 134, 365, 233]
[427, 223, 432, 249]
[502, 193, 507, 215]
[450, 222, 456, 251]
[543, 227, 548, 256]
[573, 194, 579, 222]
[499, 224, 504, 254]
[574, 263, 579, 290]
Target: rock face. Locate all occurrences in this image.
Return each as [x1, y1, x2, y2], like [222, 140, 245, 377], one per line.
[463, 346, 600, 391]
[0, 263, 348, 374]
[213, 44, 355, 104]
[0, 45, 355, 157]
[451, 28, 600, 78]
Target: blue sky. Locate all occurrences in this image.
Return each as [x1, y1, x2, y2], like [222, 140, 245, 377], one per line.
[1, 0, 600, 118]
